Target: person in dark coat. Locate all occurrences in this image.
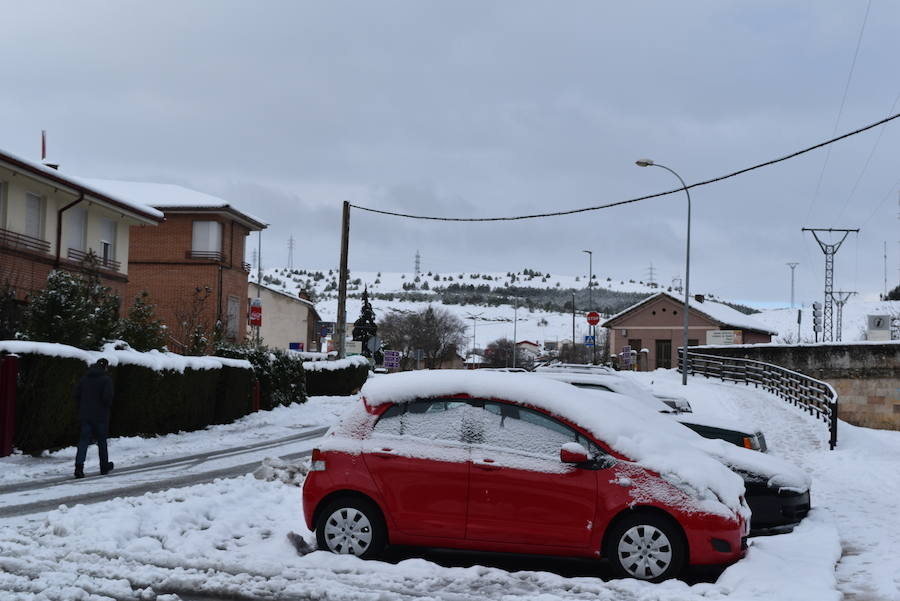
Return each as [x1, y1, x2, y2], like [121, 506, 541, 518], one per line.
[74, 357, 114, 479]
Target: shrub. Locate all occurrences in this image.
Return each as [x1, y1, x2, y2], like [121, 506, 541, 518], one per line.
[119, 291, 167, 351]
[11, 352, 253, 455]
[304, 356, 369, 396]
[215, 344, 306, 409]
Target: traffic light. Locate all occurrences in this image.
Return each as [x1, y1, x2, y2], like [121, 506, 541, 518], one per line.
[812, 302, 823, 333]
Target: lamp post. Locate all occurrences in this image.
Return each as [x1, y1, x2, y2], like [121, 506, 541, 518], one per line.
[583, 249, 594, 364]
[636, 158, 691, 385]
[512, 297, 518, 369]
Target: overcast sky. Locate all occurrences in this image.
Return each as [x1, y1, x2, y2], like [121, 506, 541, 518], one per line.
[3, 1, 899, 307]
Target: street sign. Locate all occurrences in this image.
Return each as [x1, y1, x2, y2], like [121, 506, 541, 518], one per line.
[621, 345, 632, 368]
[367, 336, 382, 354]
[383, 350, 401, 369]
[586, 311, 600, 326]
[318, 321, 335, 338]
[346, 341, 363, 355]
[584, 335, 595, 347]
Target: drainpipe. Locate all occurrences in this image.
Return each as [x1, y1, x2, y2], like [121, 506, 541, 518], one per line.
[55, 192, 84, 268]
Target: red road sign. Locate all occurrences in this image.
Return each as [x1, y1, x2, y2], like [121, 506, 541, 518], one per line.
[586, 311, 600, 326]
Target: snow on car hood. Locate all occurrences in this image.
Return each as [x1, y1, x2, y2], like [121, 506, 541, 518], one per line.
[357, 370, 748, 519]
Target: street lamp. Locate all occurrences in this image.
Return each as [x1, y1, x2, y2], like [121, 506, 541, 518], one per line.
[582, 249, 594, 364]
[635, 158, 692, 385]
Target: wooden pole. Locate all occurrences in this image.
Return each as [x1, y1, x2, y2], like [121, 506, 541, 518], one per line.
[336, 201, 350, 358]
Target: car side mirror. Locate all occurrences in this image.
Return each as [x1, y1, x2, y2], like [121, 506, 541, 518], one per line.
[560, 442, 589, 464]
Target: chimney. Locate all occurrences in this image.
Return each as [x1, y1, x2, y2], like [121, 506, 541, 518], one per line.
[41, 130, 59, 170]
[694, 294, 705, 303]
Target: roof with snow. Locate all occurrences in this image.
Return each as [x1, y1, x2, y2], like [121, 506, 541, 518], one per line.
[0, 147, 163, 223]
[603, 291, 778, 335]
[255, 280, 318, 312]
[80, 178, 267, 231]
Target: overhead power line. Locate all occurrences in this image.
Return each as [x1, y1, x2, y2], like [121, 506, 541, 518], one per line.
[351, 110, 900, 222]
[806, 0, 873, 222]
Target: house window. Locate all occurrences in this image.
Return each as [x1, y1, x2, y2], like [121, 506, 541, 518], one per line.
[226, 295, 239, 339]
[67, 206, 87, 251]
[627, 338, 642, 351]
[100, 218, 117, 264]
[192, 221, 222, 253]
[25, 193, 44, 239]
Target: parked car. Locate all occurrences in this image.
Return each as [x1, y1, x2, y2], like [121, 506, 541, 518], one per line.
[533, 371, 809, 535]
[304, 371, 749, 581]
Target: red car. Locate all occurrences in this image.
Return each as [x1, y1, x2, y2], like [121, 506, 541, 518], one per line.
[303, 375, 747, 581]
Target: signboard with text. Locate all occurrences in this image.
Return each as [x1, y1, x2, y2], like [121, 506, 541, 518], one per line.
[383, 350, 401, 369]
[706, 330, 743, 345]
[249, 298, 262, 327]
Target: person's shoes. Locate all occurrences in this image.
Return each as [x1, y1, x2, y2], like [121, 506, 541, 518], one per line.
[74, 465, 85, 479]
[101, 461, 114, 475]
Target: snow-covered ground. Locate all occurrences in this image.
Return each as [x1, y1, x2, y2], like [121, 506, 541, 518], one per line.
[2, 372, 899, 600]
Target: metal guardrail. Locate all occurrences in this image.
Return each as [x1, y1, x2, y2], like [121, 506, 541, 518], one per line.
[679, 349, 839, 449]
[0, 227, 51, 254]
[186, 250, 225, 262]
[66, 248, 121, 272]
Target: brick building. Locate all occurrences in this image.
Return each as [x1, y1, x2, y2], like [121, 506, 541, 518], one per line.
[0, 148, 162, 303]
[603, 292, 776, 370]
[84, 180, 266, 351]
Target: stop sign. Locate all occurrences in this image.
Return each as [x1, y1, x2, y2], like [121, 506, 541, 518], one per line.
[586, 311, 600, 326]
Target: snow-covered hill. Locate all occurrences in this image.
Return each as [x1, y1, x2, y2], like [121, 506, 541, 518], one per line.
[254, 267, 899, 348]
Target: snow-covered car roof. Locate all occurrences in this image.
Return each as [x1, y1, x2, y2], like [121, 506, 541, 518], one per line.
[533, 371, 675, 413]
[359, 370, 748, 517]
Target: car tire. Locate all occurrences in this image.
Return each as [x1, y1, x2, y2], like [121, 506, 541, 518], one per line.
[605, 511, 686, 582]
[315, 497, 387, 559]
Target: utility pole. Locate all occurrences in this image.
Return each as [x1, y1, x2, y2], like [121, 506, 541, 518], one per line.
[571, 292, 576, 363]
[287, 235, 295, 269]
[336, 201, 350, 358]
[512, 297, 518, 369]
[830, 291, 856, 342]
[786, 262, 799, 308]
[583, 250, 594, 364]
[255, 230, 262, 346]
[802, 228, 859, 342]
[884, 241, 888, 299]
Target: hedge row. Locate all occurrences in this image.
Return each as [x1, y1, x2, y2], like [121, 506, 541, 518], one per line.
[304, 356, 370, 396]
[13, 353, 253, 455]
[215, 346, 306, 409]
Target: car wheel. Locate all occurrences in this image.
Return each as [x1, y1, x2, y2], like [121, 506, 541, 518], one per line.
[315, 497, 386, 559]
[606, 512, 686, 582]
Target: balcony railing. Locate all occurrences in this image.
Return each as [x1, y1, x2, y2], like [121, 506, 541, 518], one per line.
[186, 250, 225, 262]
[67, 248, 121, 272]
[0, 227, 51, 254]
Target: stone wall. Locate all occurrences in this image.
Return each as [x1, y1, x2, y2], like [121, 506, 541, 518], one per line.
[690, 342, 900, 429]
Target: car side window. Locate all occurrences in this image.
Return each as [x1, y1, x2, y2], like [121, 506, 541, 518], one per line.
[372, 399, 467, 441]
[480, 401, 584, 458]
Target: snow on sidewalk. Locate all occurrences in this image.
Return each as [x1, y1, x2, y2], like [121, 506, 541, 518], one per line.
[0, 395, 354, 486]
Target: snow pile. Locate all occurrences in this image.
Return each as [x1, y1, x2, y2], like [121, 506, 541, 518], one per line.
[302, 355, 369, 372]
[356, 370, 748, 519]
[0, 340, 251, 373]
[253, 457, 310, 486]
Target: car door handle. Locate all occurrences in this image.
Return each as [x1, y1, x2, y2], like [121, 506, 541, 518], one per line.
[473, 458, 500, 470]
[373, 448, 398, 458]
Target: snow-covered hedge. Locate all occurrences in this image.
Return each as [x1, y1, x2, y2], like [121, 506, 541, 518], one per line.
[215, 345, 306, 409]
[2, 341, 254, 455]
[303, 355, 369, 396]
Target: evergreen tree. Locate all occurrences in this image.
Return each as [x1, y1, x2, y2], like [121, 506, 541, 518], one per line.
[352, 287, 378, 358]
[23, 265, 120, 350]
[119, 291, 167, 351]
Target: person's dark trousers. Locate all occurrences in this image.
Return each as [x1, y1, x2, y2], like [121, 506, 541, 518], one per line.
[75, 420, 109, 472]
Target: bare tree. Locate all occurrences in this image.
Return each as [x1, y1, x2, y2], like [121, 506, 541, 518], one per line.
[379, 305, 467, 369]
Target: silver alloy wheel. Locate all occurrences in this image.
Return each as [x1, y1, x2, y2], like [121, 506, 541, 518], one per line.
[323, 507, 373, 555]
[616, 524, 673, 579]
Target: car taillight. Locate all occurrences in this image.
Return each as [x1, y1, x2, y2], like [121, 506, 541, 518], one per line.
[311, 448, 326, 472]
